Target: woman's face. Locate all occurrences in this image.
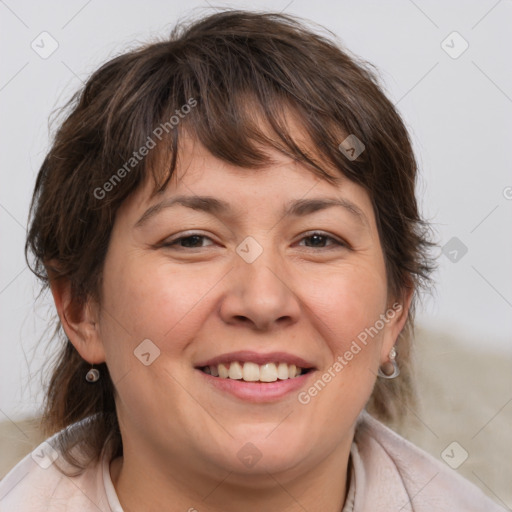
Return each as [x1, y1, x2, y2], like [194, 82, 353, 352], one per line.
[89, 136, 409, 480]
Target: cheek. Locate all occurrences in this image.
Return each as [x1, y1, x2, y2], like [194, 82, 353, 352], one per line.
[301, 263, 388, 354]
[99, 251, 226, 352]
[295, 267, 388, 436]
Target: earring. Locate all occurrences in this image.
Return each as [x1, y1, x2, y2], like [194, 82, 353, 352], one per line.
[85, 364, 100, 383]
[378, 346, 400, 379]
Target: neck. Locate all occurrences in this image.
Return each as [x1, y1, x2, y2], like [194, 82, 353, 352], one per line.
[110, 431, 354, 512]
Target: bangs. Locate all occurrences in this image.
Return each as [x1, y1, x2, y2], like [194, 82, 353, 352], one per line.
[148, 90, 349, 196]
[92, 13, 375, 204]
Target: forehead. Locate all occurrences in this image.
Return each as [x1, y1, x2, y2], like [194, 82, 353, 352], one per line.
[110, 140, 379, 251]
[121, 136, 375, 228]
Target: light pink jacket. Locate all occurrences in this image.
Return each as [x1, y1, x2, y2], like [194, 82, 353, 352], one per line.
[342, 411, 507, 511]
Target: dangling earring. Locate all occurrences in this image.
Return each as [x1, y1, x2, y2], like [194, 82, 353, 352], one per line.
[85, 364, 100, 383]
[378, 346, 400, 379]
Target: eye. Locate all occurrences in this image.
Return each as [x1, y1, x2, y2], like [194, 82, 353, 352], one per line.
[162, 233, 215, 249]
[297, 232, 347, 249]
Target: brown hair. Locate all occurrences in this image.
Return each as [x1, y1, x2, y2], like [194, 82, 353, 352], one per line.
[26, 9, 436, 474]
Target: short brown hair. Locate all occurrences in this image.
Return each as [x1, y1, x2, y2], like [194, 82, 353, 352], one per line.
[26, 9, 436, 473]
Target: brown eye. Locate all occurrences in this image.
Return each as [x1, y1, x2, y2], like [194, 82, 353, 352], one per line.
[163, 234, 214, 249]
[298, 232, 346, 249]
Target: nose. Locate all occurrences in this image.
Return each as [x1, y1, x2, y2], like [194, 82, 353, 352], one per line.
[219, 245, 302, 332]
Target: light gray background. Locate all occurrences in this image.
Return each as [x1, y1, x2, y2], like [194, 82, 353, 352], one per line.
[1, 0, 511, 428]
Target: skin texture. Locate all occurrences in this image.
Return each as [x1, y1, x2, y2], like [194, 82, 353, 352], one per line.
[50, 136, 412, 512]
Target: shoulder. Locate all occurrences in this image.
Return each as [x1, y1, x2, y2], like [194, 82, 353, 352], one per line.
[352, 411, 507, 511]
[0, 419, 111, 512]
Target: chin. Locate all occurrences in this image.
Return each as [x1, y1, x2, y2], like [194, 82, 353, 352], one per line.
[206, 429, 310, 476]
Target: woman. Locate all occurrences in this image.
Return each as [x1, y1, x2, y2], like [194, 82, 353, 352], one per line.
[0, 9, 505, 512]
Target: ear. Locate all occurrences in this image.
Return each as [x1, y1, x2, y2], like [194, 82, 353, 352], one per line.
[380, 283, 414, 363]
[48, 266, 105, 364]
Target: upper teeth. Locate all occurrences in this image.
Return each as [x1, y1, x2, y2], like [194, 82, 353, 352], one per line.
[202, 362, 303, 382]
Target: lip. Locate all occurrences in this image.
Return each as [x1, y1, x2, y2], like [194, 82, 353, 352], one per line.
[194, 350, 316, 369]
[197, 368, 316, 403]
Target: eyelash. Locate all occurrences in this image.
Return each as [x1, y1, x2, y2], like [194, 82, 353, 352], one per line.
[161, 231, 348, 250]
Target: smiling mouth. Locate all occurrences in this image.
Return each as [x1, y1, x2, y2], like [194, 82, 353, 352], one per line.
[198, 362, 313, 383]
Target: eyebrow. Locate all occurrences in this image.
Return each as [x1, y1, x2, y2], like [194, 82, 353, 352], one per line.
[134, 194, 369, 228]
